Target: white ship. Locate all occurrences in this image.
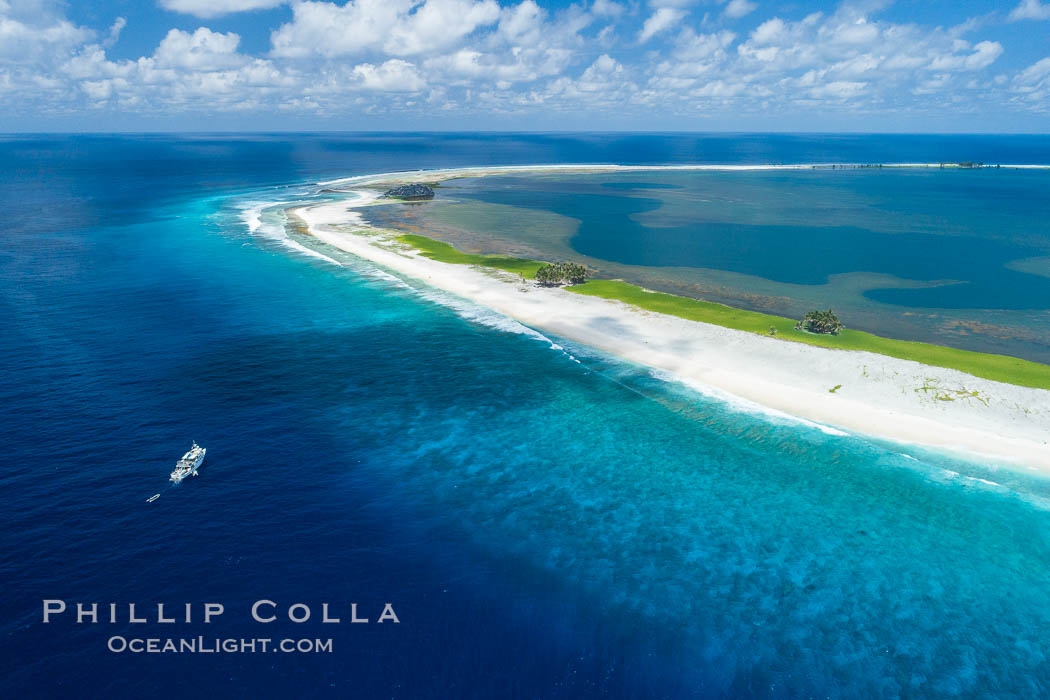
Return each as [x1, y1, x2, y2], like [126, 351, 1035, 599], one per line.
[170, 442, 206, 483]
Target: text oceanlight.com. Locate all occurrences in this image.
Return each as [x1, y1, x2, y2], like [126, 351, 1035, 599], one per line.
[108, 637, 333, 654]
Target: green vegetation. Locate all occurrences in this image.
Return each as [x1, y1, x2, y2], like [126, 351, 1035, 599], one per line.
[797, 309, 844, 335]
[395, 234, 543, 277]
[535, 261, 588, 286]
[916, 378, 989, 405]
[829, 384, 842, 393]
[393, 234, 1050, 390]
[568, 280, 1050, 390]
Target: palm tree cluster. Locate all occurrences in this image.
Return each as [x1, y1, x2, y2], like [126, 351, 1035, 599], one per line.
[535, 262, 588, 286]
[796, 309, 844, 335]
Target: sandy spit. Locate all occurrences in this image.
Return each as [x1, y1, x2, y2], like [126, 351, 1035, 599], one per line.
[291, 191, 1050, 472]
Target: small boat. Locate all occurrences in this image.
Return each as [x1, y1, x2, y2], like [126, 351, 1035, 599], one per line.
[170, 442, 206, 483]
[146, 494, 160, 503]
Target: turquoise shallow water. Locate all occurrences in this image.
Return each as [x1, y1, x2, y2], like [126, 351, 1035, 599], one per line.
[259, 181, 1050, 697]
[5, 134, 1050, 698]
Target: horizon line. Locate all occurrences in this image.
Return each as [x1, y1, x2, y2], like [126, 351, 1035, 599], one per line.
[4, 130, 1050, 137]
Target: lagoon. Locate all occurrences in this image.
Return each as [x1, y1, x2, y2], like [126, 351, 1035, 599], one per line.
[373, 167, 1050, 362]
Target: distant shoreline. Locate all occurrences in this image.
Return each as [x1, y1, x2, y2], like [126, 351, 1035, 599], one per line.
[285, 176, 1050, 471]
[316, 162, 1050, 189]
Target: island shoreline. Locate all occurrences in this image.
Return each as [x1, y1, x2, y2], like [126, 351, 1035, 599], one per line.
[316, 161, 1050, 190]
[286, 170, 1050, 472]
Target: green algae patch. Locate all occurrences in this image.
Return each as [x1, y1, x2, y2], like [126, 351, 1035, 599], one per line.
[394, 234, 1050, 390]
[396, 234, 543, 278]
[568, 280, 1050, 390]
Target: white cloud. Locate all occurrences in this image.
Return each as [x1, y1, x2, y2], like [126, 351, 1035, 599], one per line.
[55, 22, 293, 110]
[271, 0, 500, 58]
[352, 58, 425, 90]
[723, 0, 756, 20]
[913, 73, 950, 95]
[692, 79, 748, 97]
[1011, 57, 1050, 110]
[638, 8, 686, 44]
[749, 17, 787, 45]
[1009, 0, 1050, 21]
[154, 28, 245, 70]
[159, 0, 288, 19]
[271, 0, 410, 58]
[591, 0, 623, 18]
[425, 46, 571, 84]
[103, 17, 125, 48]
[542, 53, 634, 104]
[498, 0, 545, 43]
[650, 28, 734, 87]
[733, 6, 1004, 80]
[80, 79, 114, 100]
[808, 79, 866, 100]
[0, 12, 93, 63]
[0, 0, 1042, 125]
[1016, 57, 1050, 85]
[646, 0, 694, 7]
[927, 40, 1003, 72]
[823, 17, 879, 46]
[417, 0, 587, 85]
[386, 0, 499, 55]
[580, 54, 621, 83]
[627, 2, 1014, 117]
[673, 29, 735, 62]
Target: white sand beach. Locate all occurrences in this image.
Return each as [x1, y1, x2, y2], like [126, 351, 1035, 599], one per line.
[316, 162, 1050, 190]
[291, 185, 1050, 472]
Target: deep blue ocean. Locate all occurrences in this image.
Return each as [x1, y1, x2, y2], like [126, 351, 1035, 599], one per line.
[5, 134, 1050, 698]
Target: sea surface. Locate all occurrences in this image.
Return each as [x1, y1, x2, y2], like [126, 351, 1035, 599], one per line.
[4, 133, 1050, 698]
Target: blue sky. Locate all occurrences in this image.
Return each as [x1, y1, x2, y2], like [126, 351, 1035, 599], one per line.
[2, 0, 1050, 131]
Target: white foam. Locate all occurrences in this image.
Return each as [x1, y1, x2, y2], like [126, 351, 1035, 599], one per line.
[236, 198, 343, 265]
[939, 468, 1005, 489]
[647, 368, 851, 437]
[239, 194, 581, 365]
[361, 266, 412, 288]
[361, 269, 584, 365]
[967, 476, 1002, 487]
[415, 285, 558, 346]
